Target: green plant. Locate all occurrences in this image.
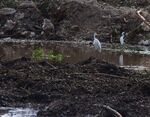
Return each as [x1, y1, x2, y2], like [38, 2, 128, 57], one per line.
[32, 48, 45, 60]
[48, 50, 64, 61]
[55, 53, 64, 61]
[47, 50, 55, 60]
[32, 47, 64, 61]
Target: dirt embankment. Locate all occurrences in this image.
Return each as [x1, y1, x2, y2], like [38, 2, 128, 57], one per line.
[0, 57, 150, 117]
[0, 0, 149, 44]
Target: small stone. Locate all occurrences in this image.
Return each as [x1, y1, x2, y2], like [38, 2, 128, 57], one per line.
[29, 32, 36, 38]
[3, 20, 16, 31]
[71, 25, 80, 31]
[0, 8, 16, 16]
[14, 12, 25, 20]
[20, 31, 35, 38]
[41, 31, 44, 35]
[21, 31, 28, 35]
[138, 40, 150, 46]
[42, 18, 54, 32]
[2, 37, 12, 41]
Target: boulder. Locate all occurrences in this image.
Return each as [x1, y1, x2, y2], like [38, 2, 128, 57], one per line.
[0, 8, 16, 15]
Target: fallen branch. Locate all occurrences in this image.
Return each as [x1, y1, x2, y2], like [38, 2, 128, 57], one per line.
[103, 105, 123, 117]
[136, 9, 150, 27]
[44, 61, 57, 69]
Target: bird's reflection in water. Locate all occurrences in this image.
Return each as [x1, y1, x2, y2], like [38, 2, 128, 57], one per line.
[119, 54, 124, 66]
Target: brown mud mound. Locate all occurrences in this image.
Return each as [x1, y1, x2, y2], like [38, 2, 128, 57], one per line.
[0, 0, 149, 44]
[0, 57, 150, 117]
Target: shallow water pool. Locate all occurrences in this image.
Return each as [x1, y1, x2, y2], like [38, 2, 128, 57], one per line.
[0, 107, 38, 117]
[0, 40, 149, 71]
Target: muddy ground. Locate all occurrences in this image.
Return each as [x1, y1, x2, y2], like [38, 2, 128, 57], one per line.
[0, 57, 150, 117]
[0, 0, 149, 44]
[0, 0, 150, 117]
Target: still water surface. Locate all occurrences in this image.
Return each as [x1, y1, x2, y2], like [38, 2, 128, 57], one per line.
[0, 107, 38, 117]
[0, 40, 150, 70]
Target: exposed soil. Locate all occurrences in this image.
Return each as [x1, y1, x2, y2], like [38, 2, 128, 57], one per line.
[0, 0, 149, 44]
[0, 57, 150, 117]
[0, 1, 150, 117]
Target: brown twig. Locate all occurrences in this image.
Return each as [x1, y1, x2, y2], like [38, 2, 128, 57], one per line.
[44, 61, 57, 69]
[103, 105, 123, 117]
[136, 9, 150, 27]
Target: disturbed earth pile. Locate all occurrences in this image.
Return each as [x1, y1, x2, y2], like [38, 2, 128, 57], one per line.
[0, 57, 150, 117]
[0, 1, 150, 117]
[0, 0, 149, 44]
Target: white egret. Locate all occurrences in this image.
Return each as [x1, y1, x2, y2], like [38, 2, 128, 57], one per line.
[120, 32, 125, 46]
[93, 32, 101, 52]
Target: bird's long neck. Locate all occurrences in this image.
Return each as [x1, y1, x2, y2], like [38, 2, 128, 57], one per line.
[122, 34, 124, 37]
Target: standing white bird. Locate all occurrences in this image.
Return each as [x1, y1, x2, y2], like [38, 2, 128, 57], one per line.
[93, 32, 101, 52]
[120, 32, 125, 46]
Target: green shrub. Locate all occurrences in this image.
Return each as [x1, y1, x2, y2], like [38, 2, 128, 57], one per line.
[32, 47, 45, 60]
[48, 50, 64, 61]
[32, 47, 64, 61]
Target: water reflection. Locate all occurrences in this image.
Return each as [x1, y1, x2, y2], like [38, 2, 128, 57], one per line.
[0, 41, 150, 70]
[119, 54, 124, 66]
[0, 107, 38, 117]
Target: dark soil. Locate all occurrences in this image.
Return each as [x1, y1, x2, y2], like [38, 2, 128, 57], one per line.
[0, 1, 150, 116]
[0, 0, 149, 44]
[0, 57, 150, 117]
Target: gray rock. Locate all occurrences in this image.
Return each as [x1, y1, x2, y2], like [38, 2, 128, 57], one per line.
[0, 8, 16, 15]
[19, 1, 37, 8]
[42, 18, 54, 32]
[21, 31, 29, 36]
[71, 25, 80, 31]
[138, 40, 150, 46]
[20, 31, 35, 38]
[29, 32, 36, 38]
[3, 20, 16, 31]
[14, 12, 25, 20]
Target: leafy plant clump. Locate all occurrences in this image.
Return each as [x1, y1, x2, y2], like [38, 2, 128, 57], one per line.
[32, 47, 45, 60]
[48, 50, 64, 61]
[32, 48, 64, 61]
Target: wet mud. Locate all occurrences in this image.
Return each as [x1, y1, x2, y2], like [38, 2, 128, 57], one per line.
[0, 57, 150, 117]
[0, 0, 150, 117]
